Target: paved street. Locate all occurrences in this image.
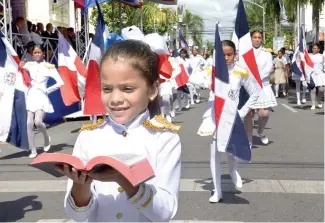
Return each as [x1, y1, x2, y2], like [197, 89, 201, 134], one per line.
[0, 89, 324, 222]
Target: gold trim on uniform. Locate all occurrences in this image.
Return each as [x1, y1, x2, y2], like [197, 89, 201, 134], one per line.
[138, 186, 154, 210]
[118, 187, 124, 193]
[142, 115, 181, 132]
[79, 119, 105, 132]
[44, 62, 56, 69]
[131, 184, 146, 204]
[233, 66, 249, 79]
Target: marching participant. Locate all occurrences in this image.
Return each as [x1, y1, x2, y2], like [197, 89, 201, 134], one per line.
[57, 39, 181, 222]
[197, 40, 258, 203]
[309, 43, 325, 110]
[247, 31, 277, 146]
[21, 44, 63, 158]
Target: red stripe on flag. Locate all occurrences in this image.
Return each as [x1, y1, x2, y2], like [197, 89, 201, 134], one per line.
[304, 49, 314, 68]
[175, 64, 189, 87]
[12, 55, 31, 87]
[84, 60, 106, 115]
[214, 96, 225, 127]
[211, 66, 216, 91]
[58, 66, 81, 106]
[74, 57, 87, 78]
[242, 48, 262, 88]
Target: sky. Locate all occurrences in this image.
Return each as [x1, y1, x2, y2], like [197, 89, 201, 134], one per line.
[163, 0, 239, 42]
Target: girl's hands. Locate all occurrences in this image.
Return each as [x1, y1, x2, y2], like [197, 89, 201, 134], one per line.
[55, 164, 93, 185]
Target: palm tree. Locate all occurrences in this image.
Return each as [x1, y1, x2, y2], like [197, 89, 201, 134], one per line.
[182, 9, 203, 47]
[309, 0, 325, 43]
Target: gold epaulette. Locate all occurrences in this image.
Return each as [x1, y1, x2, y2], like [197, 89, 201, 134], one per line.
[142, 115, 181, 132]
[44, 62, 56, 69]
[233, 65, 249, 79]
[79, 119, 105, 132]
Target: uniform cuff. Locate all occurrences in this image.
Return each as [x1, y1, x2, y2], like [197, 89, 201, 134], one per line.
[67, 190, 95, 212]
[128, 183, 154, 210]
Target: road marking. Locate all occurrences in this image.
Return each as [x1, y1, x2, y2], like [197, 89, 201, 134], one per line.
[37, 220, 243, 223]
[281, 103, 298, 113]
[0, 179, 323, 194]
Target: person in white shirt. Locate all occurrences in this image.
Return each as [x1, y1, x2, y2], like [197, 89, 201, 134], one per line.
[309, 43, 325, 110]
[197, 40, 258, 203]
[189, 46, 206, 103]
[21, 45, 63, 158]
[55, 39, 181, 222]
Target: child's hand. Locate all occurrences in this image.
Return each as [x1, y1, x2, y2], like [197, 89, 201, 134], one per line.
[19, 61, 25, 68]
[55, 164, 92, 185]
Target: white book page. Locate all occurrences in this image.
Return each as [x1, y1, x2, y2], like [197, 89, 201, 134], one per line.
[109, 154, 145, 166]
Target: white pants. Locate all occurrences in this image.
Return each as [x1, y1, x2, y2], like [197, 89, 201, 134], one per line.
[210, 139, 238, 195]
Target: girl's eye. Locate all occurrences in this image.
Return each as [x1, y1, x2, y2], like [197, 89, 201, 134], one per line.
[102, 87, 112, 93]
[123, 87, 135, 93]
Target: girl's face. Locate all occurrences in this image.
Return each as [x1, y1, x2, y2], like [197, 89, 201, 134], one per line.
[180, 52, 187, 58]
[278, 51, 283, 58]
[312, 45, 320, 54]
[251, 32, 263, 48]
[100, 58, 158, 125]
[223, 45, 236, 66]
[32, 48, 44, 62]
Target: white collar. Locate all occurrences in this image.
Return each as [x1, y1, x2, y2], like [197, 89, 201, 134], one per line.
[108, 110, 150, 134]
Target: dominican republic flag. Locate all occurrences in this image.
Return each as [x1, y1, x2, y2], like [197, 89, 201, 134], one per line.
[84, 0, 109, 115]
[170, 63, 189, 88]
[179, 31, 189, 50]
[291, 26, 315, 89]
[212, 24, 251, 161]
[0, 32, 29, 150]
[58, 32, 87, 106]
[232, 0, 262, 88]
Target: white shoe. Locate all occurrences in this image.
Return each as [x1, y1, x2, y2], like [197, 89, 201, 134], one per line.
[259, 134, 269, 145]
[185, 103, 190, 109]
[297, 101, 301, 106]
[317, 104, 323, 109]
[170, 111, 175, 118]
[311, 105, 316, 110]
[275, 94, 279, 98]
[230, 170, 243, 188]
[283, 92, 286, 96]
[301, 99, 306, 104]
[195, 99, 200, 104]
[29, 149, 37, 159]
[209, 192, 223, 203]
[166, 115, 172, 123]
[43, 137, 51, 152]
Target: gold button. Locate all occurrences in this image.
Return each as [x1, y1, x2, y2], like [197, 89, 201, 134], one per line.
[116, 213, 123, 219]
[118, 187, 124, 193]
[122, 131, 127, 137]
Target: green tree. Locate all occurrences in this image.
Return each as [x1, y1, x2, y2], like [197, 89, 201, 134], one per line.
[182, 9, 204, 47]
[90, 0, 177, 36]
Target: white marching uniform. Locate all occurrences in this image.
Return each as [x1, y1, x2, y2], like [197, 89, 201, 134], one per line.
[64, 110, 181, 222]
[24, 61, 63, 113]
[158, 57, 180, 97]
[309, 53, 325, 87]
[251, 47, 277, 109]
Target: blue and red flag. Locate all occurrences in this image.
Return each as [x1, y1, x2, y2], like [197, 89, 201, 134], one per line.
[212, 24, 251, 161]
[0, 32, 30, 150]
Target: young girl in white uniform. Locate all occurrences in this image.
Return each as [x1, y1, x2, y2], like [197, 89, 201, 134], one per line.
[22, 45, 63, 158]
[176, 48, 191, 110]
[197, 40, 258, 203]
[56, 40, 181, 222]
[309, 43, 325, 110]
[245, 31, 277, 146]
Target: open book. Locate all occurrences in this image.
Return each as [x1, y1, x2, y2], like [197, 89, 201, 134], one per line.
[29, 153, 155, 186]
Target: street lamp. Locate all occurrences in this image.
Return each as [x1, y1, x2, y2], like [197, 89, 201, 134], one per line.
[244, 0, 266, 42]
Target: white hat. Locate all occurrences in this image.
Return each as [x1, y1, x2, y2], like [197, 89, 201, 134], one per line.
[121, 25, 145, 41]
[144, 33, 169, 55]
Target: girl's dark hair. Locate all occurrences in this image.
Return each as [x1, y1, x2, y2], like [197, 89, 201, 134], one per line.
[251, 30, 263, 37]
[312, 43, 320, 49]
[32, 44, 44, 52]
[221, 40, 236, 52]
[179, 48, 189, 59]
[278, 49, 285, 54]
[100, 39, 160, 117]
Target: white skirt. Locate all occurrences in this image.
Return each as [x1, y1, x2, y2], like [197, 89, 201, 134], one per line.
[251, 85, 277, 109]
[159, 81, 173, 97]
[313, 72, 325, 87]
[26, 88, 54, 113]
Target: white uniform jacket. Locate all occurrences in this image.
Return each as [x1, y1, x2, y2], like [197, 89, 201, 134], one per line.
[253, 47, 273, 86]
[64, 110, 181, 222]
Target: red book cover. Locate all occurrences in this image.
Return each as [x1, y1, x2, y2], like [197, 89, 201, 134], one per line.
[29, 153, 155, 186]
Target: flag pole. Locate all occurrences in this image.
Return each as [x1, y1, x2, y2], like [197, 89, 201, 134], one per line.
[83, 37, 92, 64]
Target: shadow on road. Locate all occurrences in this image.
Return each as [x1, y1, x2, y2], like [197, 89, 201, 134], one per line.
[0, 143, 73, 160]
[252, 136, 274, 147]
[0, 195, 42, 222]
[194, 177, 251, 204]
